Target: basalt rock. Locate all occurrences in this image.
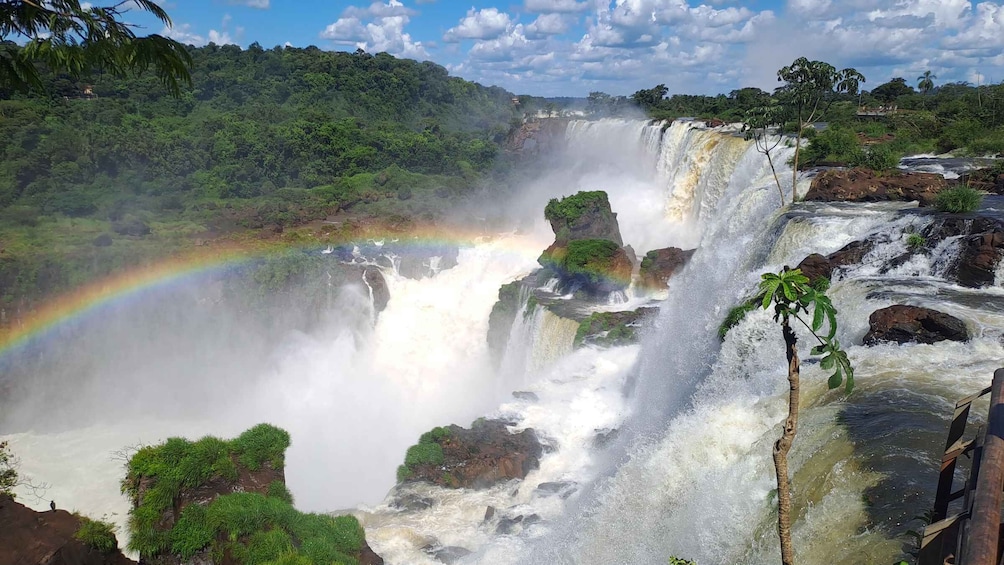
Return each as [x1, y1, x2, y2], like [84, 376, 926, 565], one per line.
[920, 215, 1004, 288]
[638, 247, 695, 291]
[573, 307, 658, 348]
[363, 266, 390, 312]
[487, 279, 529, 368]
[804, 168, 948, 206]
[955, 168, 1004, 194]
[863, 305, 969, 345]
[0, 495, 135, 565]
[543, 191, 623, 246]
[538, 239, 633, 297]
[398, 419, 542, 490]
[795, 239, 876, 285]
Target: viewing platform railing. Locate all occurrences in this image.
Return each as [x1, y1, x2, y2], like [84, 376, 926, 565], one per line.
[919, 368, 1004, 565]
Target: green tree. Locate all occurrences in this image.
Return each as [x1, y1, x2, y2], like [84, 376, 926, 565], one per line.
[0, 0, 191, 94]
[776, 57, 864, 198]
[755, 267, 853, 565]
[631, 84, 669, 110]
[871, 77, 914, 103]
[0, 440, 48, 500]
[918, 70, 937, 94]
[743, 101, 788, 206]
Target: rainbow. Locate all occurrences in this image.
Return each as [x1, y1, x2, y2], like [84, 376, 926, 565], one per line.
[0, 226, 547, 359]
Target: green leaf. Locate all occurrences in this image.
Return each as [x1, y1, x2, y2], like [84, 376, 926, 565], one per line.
[761, 287, 775, 310]
[782, 281, 796, 301]
[828, 371, 842, 389]
[812, 303, 824, 331]
[820, 354, 835, 370]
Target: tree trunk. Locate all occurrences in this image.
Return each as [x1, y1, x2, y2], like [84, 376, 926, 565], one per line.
[766, 151, 784, 207]
[791, 108, 803, 201]
[774, 318, 800, 565]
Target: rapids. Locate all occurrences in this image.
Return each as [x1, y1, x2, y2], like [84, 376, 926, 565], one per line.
[2, 119, 999, 565]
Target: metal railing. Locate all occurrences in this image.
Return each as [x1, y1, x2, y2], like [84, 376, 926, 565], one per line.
[919, 368, 1004, 565]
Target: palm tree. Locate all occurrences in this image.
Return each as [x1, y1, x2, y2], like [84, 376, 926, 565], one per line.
[918, 70, 937, 94]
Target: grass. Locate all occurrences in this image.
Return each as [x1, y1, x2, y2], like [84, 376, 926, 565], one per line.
[170, 492, 364, 565]
[397, 426, 451, 483]
[574, 311, 638, 348]
[935, 186, 984, 213]
[124, 424, 291, 556]
[543, 191, 611, 224]
[542, 239, 624, 285]
[74, 516, 119, 553]
[907, 233, 926, 249]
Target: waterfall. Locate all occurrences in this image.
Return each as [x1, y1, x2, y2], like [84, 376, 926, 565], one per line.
[4, 117, 998, 565]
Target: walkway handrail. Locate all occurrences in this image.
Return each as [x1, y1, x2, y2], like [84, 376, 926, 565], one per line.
[961, 368, 1004, 565]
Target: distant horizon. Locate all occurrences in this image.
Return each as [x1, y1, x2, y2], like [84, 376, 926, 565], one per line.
[113, 0, 1004, 98]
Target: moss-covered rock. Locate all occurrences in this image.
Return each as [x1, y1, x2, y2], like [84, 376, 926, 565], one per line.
[123, 424, 383, 565]
[487, 280, 529, 368]
[397, 420, 541, 489]
[574, 308, 657, 348]
[539, 239, 632, 296]
[638, 247, 694, 291]
[543, 191, 623, 246]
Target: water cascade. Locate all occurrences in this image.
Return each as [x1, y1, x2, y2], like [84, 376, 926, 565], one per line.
[2, 118, 1000, 565]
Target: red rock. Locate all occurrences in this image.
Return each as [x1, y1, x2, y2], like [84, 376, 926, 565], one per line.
[0, 495, 135, 565]
[638, 247, 694, 291]
[804, 168, 947, 206]
[863, 305, 968, 345]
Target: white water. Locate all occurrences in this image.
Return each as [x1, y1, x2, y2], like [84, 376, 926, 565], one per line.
[5, 120, 1001, 565]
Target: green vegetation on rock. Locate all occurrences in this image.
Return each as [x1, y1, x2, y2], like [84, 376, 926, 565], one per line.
[907, 233, 927, 249]
[574, 310, 647, 348]
[541, 239, 625, 286]
[123, 424, 290, 555]
[718, 300, 760, 340]
[74, 516, 118, 553]
[123, 424, 366, 565]
[170, 492, 364, 564]
[397, 427, 451, 483]
[935, 186, 983, 213]
[544, 191, 611, 224]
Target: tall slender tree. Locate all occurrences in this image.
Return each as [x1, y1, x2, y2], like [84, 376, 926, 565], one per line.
[776, 57, 864, 199]
[0, 0, 192, 94]
[756, 268, 854, 565]
[918, 70, 937, 94]
[743, 101, 788, 206]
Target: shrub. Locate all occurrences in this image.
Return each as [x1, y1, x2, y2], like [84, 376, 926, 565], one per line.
[231, 424, 291, 471]
[267, 480, 294, 505]
[935, 186, 983, 213]
[851, 143, 900, 170]
[74, 516, 118, 553]
[907, 233, 926, 249]
[543, 191, 610, 223]
[718, 299, 759, 340]
[404, 442, 444, 468]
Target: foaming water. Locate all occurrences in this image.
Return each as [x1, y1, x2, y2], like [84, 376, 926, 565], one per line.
[5, 120, 999, 565]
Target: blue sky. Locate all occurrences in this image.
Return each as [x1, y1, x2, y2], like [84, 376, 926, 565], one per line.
[134, 0, 1004, 97]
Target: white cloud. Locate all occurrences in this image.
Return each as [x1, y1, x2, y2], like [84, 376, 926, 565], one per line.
[228, 0, 269, 8]
[524, 0, 590, 13]
[320, 1, 428, 59]
[525, 13, 571, 38]
[444, 7, 513, 42]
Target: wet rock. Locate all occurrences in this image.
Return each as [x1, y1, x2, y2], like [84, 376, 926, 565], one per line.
[863, 305, 969, 345]
[956, 168, 1004, 194]
[534, 481, 578, 499]
[955, 228, 1004, 288]
[804, 168, 948, 206]
[512, 391, 539, 402]
[398, 419, 543, 490]
[593, 428, 620, 448]
[522, 513, 542, 526]
[390, 493, 434, 512]
[539, 239, 633, 297]
[488, 279, 529, 368]
[112, 217, 151, 237]
[795, 239, 877, 285]
[483, 506, 496, 522]
[0, 494, 135, 565]
[387, 242, 459, 279]
[544, 191, 623, 246]
[574, 308, 658, 348]
[638, 247, 695, 291]
[363, 267, 390, 313]
[429, 546, 472, 564]
[921, 215, 1004, 287]
[496, 515, 523, 535]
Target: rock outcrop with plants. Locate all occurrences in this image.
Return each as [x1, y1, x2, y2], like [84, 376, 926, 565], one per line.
[122, 423, 383, 565]
[0, 495, 133, 565]
[396, 420, 542, 489]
